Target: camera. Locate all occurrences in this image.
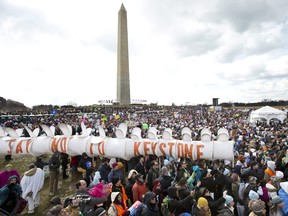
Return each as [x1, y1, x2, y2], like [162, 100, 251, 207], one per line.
[75, 194, 91, 203]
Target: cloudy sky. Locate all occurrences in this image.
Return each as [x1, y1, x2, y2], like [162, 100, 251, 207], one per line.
[1, 0, 288, 107]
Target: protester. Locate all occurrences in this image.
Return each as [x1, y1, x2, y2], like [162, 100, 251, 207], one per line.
[278, 182, 288, 215]
[0, 164, 21, 188]
[60, 153, 70, 179]
[34, 155, 49, 170]
[98, 158, 111, 183]
[269, 195, 284, 216]
[248, 199, 266, 216]
[135, 156, 146, 178]
[152, 179, 164, 212]
[165, 186, 195, 215]
[83, 167, 95, 187]
[146, 160, 160, 191]
[217, 195, 235, 216]
[176, 160, 189, 183]
[48, 152, 61, 196]
[20, 164, 45, 214]
[264, 161, 276, 182]
[124, 169, 138, 205]
[132, 174, 146, 203]
[78, 153, 93, 177]
[108, 162, 124, 183]
[141, 191, 160, 216]
[194, 197, 211, 216]
[111, 177, 128, 208]
[107, 192, 130, 216]
[158, 167, 173, 196]
[0, 175, 23, 215]
[198, 187, 227, 216]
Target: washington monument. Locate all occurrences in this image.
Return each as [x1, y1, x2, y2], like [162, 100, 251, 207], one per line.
[117, 4, 131, 105]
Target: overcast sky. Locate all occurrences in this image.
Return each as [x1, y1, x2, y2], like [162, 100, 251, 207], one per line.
[1, 0, 288, 107]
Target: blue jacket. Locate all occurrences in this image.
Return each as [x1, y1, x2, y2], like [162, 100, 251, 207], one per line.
[278, 188, 288, 216]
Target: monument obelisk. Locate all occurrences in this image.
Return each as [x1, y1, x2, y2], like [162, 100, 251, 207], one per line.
[117, 4, 131, 105]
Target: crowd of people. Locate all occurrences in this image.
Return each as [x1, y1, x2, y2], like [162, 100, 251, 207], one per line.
[0, 105, 288, 216]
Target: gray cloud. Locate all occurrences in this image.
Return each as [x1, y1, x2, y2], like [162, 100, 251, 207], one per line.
[0, 1, 64, 42]
[210, 0, 287, 32]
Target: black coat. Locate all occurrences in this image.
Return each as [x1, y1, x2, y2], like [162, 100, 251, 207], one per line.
[203, 195, 226, 216]
[159, 175, 173, 196]
[97, 163, 111, 183]
[168, 187, 193, 215]
[49, 152, 60, 171]
[201, 177, 217, 193]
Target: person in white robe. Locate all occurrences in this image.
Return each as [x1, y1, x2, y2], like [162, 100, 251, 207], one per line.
[20, 164, 45, 214]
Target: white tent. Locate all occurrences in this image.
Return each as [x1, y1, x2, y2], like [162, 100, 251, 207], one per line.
[249, 106, 287, 125]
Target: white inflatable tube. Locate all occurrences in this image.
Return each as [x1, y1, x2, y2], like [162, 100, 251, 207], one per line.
[0, 125, 234, 160]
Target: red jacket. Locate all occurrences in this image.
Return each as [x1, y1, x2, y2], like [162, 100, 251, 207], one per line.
[132, 181, 146, 203]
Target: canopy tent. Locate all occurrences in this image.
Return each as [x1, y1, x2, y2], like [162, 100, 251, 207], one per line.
[249, 106, 287, 125]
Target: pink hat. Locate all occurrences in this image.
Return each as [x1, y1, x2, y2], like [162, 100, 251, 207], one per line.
[112, 162, 118, 169]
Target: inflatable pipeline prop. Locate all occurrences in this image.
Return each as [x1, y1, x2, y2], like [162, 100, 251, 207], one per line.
[0, 123, 234, 161]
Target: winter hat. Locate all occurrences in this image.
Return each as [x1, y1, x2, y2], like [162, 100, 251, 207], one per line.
[144, 191, 156, 203]
[270, 195, 283, 205]
[267, 161, 275, 170]
[94, 207, 107, 216]
[164, 159, 170, 166]
[8, 175, 18, 181]
[223, 168, 230, 176]
[249, 190, 259, 200]
[276, 171, 284, 179]
[135, 173, 143, 181]
[198, 197, 208, 208]
[250, 200, 265, 213]
[128, 169, 138, 179]
[179, 213, 191, 216]
[225, 195, 234, 205]
[112, 162, 118, 169]
[109, 158, 116, 167]
[111, 192, 120, 203]
[117, 162, 123, 169]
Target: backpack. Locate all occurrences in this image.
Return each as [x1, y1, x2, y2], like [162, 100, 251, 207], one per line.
[161, 196, 175, 216]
